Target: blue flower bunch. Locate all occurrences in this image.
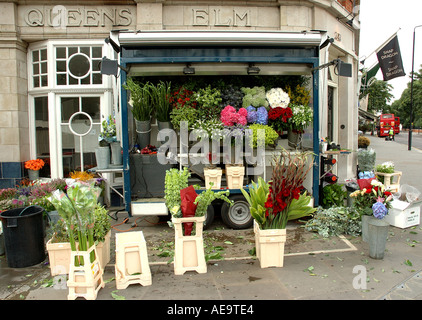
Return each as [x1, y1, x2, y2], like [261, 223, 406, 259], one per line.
[246, 106, 268, 125]
[246, 106, 257, 123]
[256, 107, 268, 125]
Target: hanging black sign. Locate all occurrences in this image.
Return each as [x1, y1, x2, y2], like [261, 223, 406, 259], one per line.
[376, 35, 406, 81]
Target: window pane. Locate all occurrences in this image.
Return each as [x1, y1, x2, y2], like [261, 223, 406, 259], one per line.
[57, 73, 67, 85]
[92, 47, 102, 58]
[41, 75, 48, 87]
[33, 63, 39, 75]
[92, 73, 102, 85]
[56, 47, 66, 59]
[41, 62, 47, 74]
[61, 97, 79, 122]
[33, 76, 40, 88]
[69, 75, 78, 85]
[80, 47, 90, 57]
[81, 75, 91, 85]
[69, 54, 90, 78]
[92, 59, 101, 72]
[32, 50, 39, 62]
[40, 49, 47, 61]
[34, 96, 50, 177]
[82, 97, 101, 121]
[68, 47, 78, 56]
[56, 60, 66, 72]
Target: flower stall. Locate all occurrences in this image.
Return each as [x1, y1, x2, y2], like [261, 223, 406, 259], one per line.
[113, 31, 324, 229]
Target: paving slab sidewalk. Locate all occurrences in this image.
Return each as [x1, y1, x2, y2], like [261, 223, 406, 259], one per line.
[1, 134, 422, 303]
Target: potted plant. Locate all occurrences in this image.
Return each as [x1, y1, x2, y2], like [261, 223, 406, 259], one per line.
[92, 204, 112, 269]
[358, 135, 371, 149]
[124, 78, 154, 149]
[322, 184, 347, 208]
[195, 85, 222, 120]
[48, 180, 104, 299]
[287, 104, 313, 149]
[100, 115, 121, 166]
[349, 179, 393, 251]
[95, 118, 112, 169]
[375, 161, 395, 184]
[24, 159, 45, 180]
[241, 150, 316, 268]
[171, 184, 232, 275]
[151, 81, 173, 130]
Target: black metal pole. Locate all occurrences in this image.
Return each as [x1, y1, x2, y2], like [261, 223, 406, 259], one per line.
[409, 25, 422, 150]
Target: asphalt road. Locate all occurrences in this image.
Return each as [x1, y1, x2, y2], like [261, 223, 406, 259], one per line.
[391, 131, 422, 150]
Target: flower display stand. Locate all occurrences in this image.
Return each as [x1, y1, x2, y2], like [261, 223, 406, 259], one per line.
[226, 165, 245, 189]
[115, 231, 152, 289]
[172, 216, 207, 275]
[204, 167, 222, 189]
[96, 230, 111, 270]
[254, 221, 287, 268]
[46, 239, 76, 276]
[67, 245, 105, 300]
[375, 171, 402, 193]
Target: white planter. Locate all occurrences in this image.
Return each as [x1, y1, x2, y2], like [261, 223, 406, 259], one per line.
[67, 245, 105, 300]
[225, 165, 245, 189]
[204, 167, 222, 189]
[254, 220, 286, 268]
[115, 231, 152, 289]
[172, 216, 207, 275]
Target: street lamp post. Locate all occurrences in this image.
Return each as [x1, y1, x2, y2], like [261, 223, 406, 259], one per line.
[409, 25, 422, 151]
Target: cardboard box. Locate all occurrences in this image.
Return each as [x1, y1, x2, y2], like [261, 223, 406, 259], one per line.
[384, 198, 422, 229]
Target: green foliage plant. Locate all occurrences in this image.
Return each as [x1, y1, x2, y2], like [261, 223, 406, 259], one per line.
[241, 86, 269, 108]
[124, 78, 154, 121]
[247, 124, 279, 148]
[151, 81, 172, 122]
[194, 187, 232, 217]
[241, 177, 269, 228]
[164, 167, 190, 216]
[194, 85, 222, 120]
[322, 184, 347, 208]
[305, 206, 361, 238]
[170, 106, 199, 130]
[93, 204, 111, 243]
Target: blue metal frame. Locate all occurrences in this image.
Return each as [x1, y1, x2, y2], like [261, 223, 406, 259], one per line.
[119, 46, 320, 215]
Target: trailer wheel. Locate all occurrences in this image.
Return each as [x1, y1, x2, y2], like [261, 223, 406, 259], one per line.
[221, 195, 252, 229]
[204, 204, 215, 230]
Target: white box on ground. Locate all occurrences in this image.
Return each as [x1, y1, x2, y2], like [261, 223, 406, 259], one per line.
[384, 198, 422, 229]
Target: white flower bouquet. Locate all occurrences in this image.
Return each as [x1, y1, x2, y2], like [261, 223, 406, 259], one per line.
[266, 88, 290, 109]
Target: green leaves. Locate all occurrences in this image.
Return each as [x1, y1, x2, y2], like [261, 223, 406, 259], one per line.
[287, 192, 316, 221]
[241, 177, 269, 228]
[124, 78, 154, 121]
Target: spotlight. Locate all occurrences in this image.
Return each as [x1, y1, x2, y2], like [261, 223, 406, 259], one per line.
[183, 64, 195, 75]
[247, 63, 260, 75]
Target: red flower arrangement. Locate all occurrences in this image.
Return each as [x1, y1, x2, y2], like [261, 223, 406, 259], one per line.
[263, 150, 314, 228]
[268, 107, 293, 134]
[24, 159, 45, 171]
[169, 87, 197, 109]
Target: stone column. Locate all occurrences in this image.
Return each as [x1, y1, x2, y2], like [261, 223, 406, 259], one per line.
[0, 2, 29, 187]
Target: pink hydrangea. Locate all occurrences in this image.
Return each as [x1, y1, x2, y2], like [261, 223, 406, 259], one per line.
[220, 105, 248, 126]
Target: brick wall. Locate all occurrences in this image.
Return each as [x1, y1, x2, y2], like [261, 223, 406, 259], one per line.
[338, 0, 354, 13]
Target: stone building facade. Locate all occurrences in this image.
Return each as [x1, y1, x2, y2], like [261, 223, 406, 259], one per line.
[0, 0, 360, 188]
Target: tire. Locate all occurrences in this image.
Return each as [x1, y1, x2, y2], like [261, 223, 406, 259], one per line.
[203, 204, 215, 230]
[221, 194, 252, 229]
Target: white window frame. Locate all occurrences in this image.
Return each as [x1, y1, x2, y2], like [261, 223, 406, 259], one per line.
[28, 40, 116, 178]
